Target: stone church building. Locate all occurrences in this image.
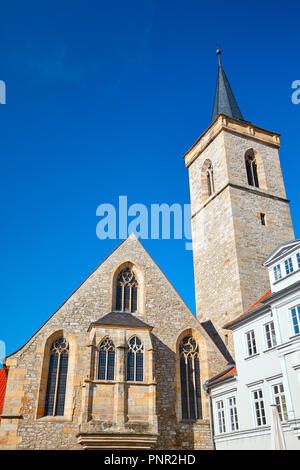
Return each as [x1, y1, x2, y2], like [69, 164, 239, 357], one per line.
[0, 51, 294, 449]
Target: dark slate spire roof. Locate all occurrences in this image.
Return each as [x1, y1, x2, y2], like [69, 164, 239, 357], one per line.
[211, 49, 244, 123]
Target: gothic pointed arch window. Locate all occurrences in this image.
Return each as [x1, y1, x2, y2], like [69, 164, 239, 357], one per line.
[44, 337, 69, 416]
[127, 336, 144, 382]
[206, 162, 215, 197]
[115, 267, 138, 313]
[245, 150, 259, 188]
[98, 337, 115, 380]
[201, 159, 215, 200]
[179, 336, 202, 420]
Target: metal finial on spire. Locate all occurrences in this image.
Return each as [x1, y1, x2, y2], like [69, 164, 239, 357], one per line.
[216, 45, 222, 66]
[211, 48, 244, 123]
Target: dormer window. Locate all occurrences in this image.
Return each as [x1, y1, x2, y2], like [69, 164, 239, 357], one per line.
[297, 253, 300, 269]
[273, 264, 282, 281]
[284, 257, 294, 275]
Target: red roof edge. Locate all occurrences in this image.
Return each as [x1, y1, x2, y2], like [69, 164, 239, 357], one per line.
[207, 365, 237, 385]
[223, 290, 271, 328]
[0, 369, 7, 422]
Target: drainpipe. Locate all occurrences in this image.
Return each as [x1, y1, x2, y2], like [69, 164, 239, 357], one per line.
[203, 380, 215, 450]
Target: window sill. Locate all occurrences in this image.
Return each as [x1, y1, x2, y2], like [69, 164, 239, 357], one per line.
[273, 268, 299, 285]
[263, 345, 278, 354]
[36, 416, 73, 422]
[289, 333, 300, 341]
[244, 353, 260, 361]
[89, 379, 147, 385]
[179, 419, 204, 424]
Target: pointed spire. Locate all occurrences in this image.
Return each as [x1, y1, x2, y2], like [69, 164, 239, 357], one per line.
[211, 49, 244, 123]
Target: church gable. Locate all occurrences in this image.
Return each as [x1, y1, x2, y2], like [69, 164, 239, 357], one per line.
[1, 233, 227, 450]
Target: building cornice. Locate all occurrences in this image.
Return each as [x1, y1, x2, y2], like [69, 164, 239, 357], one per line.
[183, 114, 281, 169]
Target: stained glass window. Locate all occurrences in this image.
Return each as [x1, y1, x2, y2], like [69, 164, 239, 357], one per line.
[44, 337, 69, 416]
[98, 338, 115, 380]
[179, 336, 202, 420]
[115, 268, 138, 313]
[127, 336, 143, 382]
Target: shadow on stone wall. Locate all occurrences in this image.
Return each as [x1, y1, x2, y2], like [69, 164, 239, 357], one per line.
[151, 334, 202, 450]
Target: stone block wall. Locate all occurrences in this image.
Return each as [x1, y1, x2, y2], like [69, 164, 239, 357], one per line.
[0, 235, 227, 450]
[185, 115, 294, 353]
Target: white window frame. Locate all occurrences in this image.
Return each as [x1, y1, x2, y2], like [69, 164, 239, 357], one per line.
[227, 396, 239, 431]
[284, 257, 294, 275]
[271, 382, 288, 422]
[290, 305, 300, 336]
[273, 264, 282, 281]
[215, 400, 226, 434]
[245, 330, 257, 357]
[263, 320, 277, 349]
[251, 388, 267, 427]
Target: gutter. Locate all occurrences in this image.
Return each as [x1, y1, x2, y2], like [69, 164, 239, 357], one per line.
[203, 380, 215, 450]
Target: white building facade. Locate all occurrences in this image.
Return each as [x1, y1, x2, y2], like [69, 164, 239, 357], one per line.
[206, 239, 300, 450]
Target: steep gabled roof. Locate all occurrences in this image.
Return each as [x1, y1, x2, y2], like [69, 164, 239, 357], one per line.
[211, 50, 244, 123]
[5, 233, 231, 365]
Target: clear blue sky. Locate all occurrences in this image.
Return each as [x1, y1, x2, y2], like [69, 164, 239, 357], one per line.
[1, 0, 299, 357]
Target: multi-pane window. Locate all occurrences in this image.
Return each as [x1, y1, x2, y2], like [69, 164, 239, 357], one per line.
[246, 330, 257, 356]
[297, 253, 300, 269]
[228, 397, 239, 431]
[245, 150, 259, 188]
[216, 400, 226, 433]
[44, 337, 69, 416]
[116, 268, 138, 313]
[284, 257, 294, 275]
[252, 389, 266, 426]
[272, 383, 288, 422]
[180, 336, 202, 421]
[291, 306, 300, 335]
[228, 396, 239, 431]
[98, 338, 115, 380]
[273, 264, 282, 281]
[127, 336, 144, 382]
[264, 321, 277, 349]
[206, 162, 215, 197]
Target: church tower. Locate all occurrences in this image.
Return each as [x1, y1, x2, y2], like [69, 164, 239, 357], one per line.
[184, 50, 294, 352]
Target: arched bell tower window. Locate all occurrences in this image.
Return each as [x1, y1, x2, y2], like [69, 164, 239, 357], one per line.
[127, 336, 144, 382]
[115, 267, 138, 313]
[201, 159, 215, 200]
[245, 150, 259, 187]
[179, 336, 202, 421]
[44, 337, 69, 416]
[206, 162, 215, 197]
[98, 338, 115, 380]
